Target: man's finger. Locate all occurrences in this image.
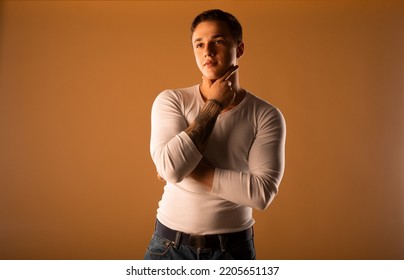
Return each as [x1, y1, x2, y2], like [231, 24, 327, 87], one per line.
[223, 65, 239, 81]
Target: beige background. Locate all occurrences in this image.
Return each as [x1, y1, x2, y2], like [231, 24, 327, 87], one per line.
[0, 0, 403, 259]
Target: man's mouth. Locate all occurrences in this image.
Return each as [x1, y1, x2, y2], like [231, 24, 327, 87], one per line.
[203, 60, 217, 67]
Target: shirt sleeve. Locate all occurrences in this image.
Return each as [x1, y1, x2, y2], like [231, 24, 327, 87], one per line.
[150, 90, 202, 183]
[211, 107, 286, 210]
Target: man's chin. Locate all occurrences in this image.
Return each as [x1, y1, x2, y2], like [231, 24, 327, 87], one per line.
[201, 65, 229, 79]
[203, 72, 222, 81]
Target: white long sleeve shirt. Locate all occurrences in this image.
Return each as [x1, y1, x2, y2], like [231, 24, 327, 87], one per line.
[150, 85, 286, 235]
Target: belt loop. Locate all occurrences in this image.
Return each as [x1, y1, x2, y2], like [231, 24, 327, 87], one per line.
[218, 235, 226, 252]
[173, 231, 182, 249]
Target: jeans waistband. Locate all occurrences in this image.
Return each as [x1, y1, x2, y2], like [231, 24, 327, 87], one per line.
[154, 219, 253, 250]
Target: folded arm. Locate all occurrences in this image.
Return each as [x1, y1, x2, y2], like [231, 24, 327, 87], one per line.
[192, 107, 286, 210]
[212, 108, 286, 210]
[150, 90, 202, 183]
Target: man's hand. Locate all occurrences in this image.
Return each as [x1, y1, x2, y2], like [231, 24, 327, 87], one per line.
[157, 161, 214, 191]
[189, 158, 214, 191]
[202, 65, 239, 109]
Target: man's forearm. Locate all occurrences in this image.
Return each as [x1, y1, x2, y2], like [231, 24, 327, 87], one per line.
[185, 100, 222, 152]
[189, 159, 214, 190]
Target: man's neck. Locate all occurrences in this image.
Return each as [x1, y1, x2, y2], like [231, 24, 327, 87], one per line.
[199, 75, 242, 101]
[199, 77, 245, 113]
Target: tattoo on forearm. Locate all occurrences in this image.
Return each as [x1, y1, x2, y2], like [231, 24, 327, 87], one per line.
[185, 100, 221, 152]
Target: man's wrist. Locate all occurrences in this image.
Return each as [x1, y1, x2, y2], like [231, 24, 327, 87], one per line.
[207, 99, 223, 110]
[185, 99, 221, 152]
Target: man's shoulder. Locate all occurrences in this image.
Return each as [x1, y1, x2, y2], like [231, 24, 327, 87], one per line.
[245, 91, 280, 110]
[159, 85, 198, 95]
[156, 86, 196, 102]
[244, 91, 285, 121]
[152, 85, 200, 113]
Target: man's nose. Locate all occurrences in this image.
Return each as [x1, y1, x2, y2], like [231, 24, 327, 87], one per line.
[204, 43, 215, 57]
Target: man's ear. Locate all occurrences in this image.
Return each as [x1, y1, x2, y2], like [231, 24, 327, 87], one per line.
[236, 42, 244, 58]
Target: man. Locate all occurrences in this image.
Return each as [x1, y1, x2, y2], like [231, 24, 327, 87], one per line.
[144, 9, 286, 260]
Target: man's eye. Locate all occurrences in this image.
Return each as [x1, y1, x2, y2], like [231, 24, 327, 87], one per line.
[196, 43, 203, 48]
[215, 40, 224, 44]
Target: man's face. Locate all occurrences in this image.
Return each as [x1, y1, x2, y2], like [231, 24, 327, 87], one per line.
[192, 20, 242, 80]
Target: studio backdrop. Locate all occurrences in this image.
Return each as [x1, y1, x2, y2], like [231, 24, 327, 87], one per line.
[0, 0, 403, 259]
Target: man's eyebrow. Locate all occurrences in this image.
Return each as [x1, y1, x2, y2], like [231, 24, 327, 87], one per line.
[193, 34, 226, 44]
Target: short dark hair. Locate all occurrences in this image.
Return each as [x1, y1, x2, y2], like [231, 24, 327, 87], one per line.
[191, 9, 243, 43]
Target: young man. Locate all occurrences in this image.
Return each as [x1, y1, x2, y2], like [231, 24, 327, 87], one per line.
[144, 9, 286, 260]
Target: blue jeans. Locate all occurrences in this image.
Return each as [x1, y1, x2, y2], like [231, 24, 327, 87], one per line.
[144, 234, 256, 260]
